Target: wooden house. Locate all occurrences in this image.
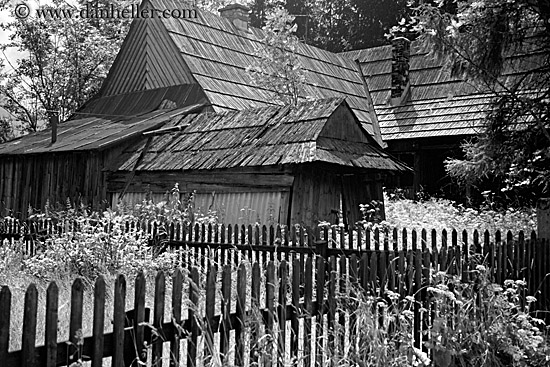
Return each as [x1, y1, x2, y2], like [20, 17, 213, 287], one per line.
[342, 38, 547, 198]
[110, 98, 408, 226]
[0, 0, 407, 223]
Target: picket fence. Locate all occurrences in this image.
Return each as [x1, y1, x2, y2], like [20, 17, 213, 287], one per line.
[1, 218, 550, 366]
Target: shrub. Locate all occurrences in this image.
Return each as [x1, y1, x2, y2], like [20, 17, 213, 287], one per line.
[425, 266, 550, 366]
[383, 193, 536, 234]
[22, 207, 178, 283]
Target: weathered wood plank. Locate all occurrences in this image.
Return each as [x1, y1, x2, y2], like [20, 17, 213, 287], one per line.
[290, 259, 300, 360]
[220, 264, 232, 361]
[171, 269, 183, 367]
[303, 257, 313, 367]
[91, 277, 105, 367]
[45, 282, 58, 367]
[187, 268, 200, 367]
[278, 261, 288, 367]
[204, 263, 216, 364]
[22, 284, 38, 367]
[235, 263, 247, 367]
[315, 256, 326, 367]
[250, 262, 261, 366]
[69, 278, 84, 365]
[265, 261, 276, 367]
[153, 272, 166, 366]
[112, 275, 126, 367]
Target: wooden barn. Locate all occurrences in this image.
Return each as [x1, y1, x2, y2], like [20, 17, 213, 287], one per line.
[110, 98, 408, 226]
[342, 37, 547, 198]
[0, 0, 406, 222]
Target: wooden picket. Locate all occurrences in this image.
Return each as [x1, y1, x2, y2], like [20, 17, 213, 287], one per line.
[1, 217, 550, 366]
[2, 246, 550, 367]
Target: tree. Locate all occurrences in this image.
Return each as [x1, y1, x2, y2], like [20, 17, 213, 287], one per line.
[0, 0, 131, 132]
[248, 0, 410, 51]
[247, 6, 307, 106]
[401, 0, 550, 202]
[303, 0, 409, 52]
[0, 117, 13, 143]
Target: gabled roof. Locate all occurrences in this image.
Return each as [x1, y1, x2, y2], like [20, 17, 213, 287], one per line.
[117, 98, 409, 172]
[79, 0, 384, 146]
[342, 38, 548, 140]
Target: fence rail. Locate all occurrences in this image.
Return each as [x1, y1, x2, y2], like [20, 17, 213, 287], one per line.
[1, 217, 549, 366]
[2, 243, 550, 367]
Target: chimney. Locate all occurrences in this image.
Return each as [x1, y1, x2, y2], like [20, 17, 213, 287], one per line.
[219, 4, 249, 31]
[390, 37, 411, 106]
[49, 110, 59, 144]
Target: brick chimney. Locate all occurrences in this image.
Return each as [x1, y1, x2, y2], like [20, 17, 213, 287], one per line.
[390, 37, 411, 106]
[219, 4, 250, 32]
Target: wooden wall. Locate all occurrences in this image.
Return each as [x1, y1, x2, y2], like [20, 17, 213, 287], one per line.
[290, 163, 384, 227]
[384, 136, 465, 198]
[108, 163, 385, 227]
[0, 146, 126, 217]
[108, 166, 295, 225]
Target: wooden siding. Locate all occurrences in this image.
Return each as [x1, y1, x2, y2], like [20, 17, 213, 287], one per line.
[289, 164, 383, 226]
[318, 103, 370, 143]
[110, 166, 294, 224]
[109, 166, 295, 194]
[109, 163, 384, 227]
[0, 149, 122, 217]
[113, 191, 286, 225]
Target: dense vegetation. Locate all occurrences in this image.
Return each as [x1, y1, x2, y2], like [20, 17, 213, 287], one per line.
[383, 192, 537, 234]
[1, 199, 548, 366]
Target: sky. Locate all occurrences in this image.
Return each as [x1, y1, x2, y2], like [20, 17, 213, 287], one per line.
[0, 0, 35, 69]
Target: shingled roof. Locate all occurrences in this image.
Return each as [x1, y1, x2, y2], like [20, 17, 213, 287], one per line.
[78, 0, 384, 146]
[341, 38, 548, 140]
[117, 98, 408, 172]
[0, 104, 203, 155]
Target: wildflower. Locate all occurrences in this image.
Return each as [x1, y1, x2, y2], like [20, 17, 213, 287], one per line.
[476, 265, 486, 272]
[412, 346, 431, 366]
[386, 290, 400, 301]
[405, 295, 415, 303]
[504, 279, 514, 287]
[402, 310, 414, 319]
[526, 296, 537, 303]
[515, 280, 526, 287]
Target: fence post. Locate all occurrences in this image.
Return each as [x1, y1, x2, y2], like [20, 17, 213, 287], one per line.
[537, 198, 550, 239]
[314, 239, 328, 259]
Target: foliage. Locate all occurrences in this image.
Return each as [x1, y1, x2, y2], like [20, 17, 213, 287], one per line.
[0, 115, 14, 142]
[1, 183, 222, 282]
[22, 207, 177, 283]
[383, 192, 537, 234]
[398, 0, 550, 199]
[359, 200, 385, 224]
[194, 0, 251, 14]
[130, 184, 196, 226]
[250, 0, 410, 51]
[247, 6, 307, 106]
[426, 265, 550, 366]
[333, 287, 428, 367]
[0, 0, 131, 131]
